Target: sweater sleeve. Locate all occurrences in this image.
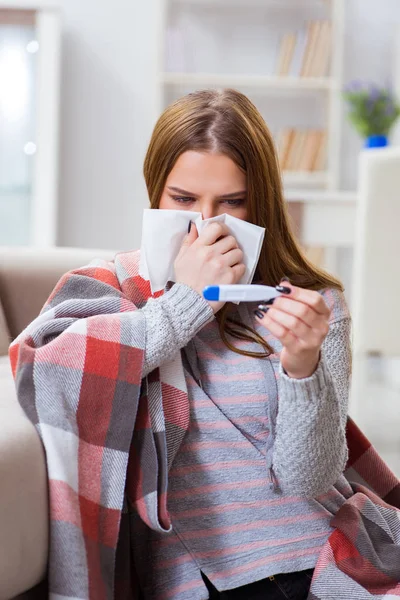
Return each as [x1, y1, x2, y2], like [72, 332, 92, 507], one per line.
[141, 283, 214, 377]
[273, 311, 351, 498]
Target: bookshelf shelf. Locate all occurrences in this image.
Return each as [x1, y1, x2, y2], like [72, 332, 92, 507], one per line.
[162, 73, 334, 91]
[285, 190, 357, 204]
[170, 0, 329, 8]
[283, 171, 329, 187]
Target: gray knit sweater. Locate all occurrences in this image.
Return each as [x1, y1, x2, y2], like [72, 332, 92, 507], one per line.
[140, 282, 351, 497]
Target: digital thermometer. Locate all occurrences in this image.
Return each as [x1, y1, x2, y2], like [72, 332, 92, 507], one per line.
[203, 285, 281, 303]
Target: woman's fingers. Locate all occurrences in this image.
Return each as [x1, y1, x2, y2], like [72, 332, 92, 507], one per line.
[255, 281, 329, 379]
[276, 283, 331, 318]
[231, 262, 246, 281]
[262, 317, 298, 352]
[198, 222, 231, 246]
[262, 307, 324, 349]
[195, 223, 244, 270]
[255, 283, 331, 351]
[213, 234, 239, 254]
[179, 222, 199, 253]
[269, 296, 327, 329]
[223, 248, 244, 267]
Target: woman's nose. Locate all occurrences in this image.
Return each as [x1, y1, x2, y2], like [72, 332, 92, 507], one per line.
[201, 203, 218, 221]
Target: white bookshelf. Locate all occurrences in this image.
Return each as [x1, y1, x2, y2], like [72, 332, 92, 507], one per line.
[159, 0, 345, 194]
[162, 73, 334, 91]
[157, 0, 350, 279]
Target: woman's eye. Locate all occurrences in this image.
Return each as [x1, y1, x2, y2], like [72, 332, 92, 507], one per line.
[223, 198, 245, 206]
[172, 196, 195, 203]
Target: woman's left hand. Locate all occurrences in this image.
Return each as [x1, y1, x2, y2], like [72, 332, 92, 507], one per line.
[254, 280, 331, 379]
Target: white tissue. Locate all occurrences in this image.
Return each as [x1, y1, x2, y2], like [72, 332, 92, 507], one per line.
[139, 209, 265, 294]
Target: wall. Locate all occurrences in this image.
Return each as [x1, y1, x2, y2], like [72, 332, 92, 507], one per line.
[4, 0, 400, 250]
[4, 0, 161, 251]
[342, 0, 400, 190]
[56, 0, 161, 250]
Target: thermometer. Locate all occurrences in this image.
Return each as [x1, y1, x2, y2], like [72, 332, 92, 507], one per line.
[203, 285, 281, 303]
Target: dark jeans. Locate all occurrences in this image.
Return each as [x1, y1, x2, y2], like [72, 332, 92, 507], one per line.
[201, 569, 314, 600]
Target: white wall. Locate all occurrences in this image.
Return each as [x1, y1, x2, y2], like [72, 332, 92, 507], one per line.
[4, 0, 161, 251]
[56, 0, 162, 250]
[342, 0, 400, 189]
[5, 0, 400, 250]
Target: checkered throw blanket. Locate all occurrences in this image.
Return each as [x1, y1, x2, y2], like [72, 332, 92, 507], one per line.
[9, 251, 400, 599]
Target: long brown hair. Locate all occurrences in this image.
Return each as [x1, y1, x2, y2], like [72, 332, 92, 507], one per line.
[143, 89, 343, 357]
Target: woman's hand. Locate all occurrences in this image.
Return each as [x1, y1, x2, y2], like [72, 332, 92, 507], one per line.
[175, 221, 246, 313]
[254, 280, 331, 379]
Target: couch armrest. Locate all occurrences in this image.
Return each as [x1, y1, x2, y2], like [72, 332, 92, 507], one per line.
[0, 357, 48, 600]
[0, 300, 10, 356]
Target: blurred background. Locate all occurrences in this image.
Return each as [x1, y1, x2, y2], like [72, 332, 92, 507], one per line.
[1, 0, 400, 474]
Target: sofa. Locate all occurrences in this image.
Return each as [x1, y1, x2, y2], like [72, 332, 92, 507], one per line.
[0, 246, 115, 600]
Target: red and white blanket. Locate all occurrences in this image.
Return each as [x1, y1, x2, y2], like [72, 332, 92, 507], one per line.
[9, 250, 400, 599]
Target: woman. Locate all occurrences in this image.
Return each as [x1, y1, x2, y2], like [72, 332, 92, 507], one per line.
[11, 89, 354, 600]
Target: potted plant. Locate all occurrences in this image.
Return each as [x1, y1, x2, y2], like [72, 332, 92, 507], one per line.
[343, 81, 400, 148]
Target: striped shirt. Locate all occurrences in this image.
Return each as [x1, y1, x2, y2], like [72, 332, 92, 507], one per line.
[135, 289, 353, 599]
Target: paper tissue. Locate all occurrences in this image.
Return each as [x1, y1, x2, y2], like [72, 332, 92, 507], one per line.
[139, 209, 265, 294]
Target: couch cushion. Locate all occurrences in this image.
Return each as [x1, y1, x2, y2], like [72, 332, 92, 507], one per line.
[0, 356, 48, 600]
[0, 246, 115, 341]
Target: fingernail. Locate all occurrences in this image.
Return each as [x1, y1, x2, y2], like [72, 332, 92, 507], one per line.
[262, 298, 276, 306]
[188, 221, 192, 233]
[281, 276, 291, 283]
[276, 285, 291, 294]
[254, 310, 265, 319]
[257, 305, 270, 313]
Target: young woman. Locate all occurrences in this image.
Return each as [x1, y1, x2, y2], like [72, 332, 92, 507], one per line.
[11, 89, 353, 600]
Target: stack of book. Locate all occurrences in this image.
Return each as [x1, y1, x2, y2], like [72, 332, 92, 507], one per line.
[275, 20, 332, 78]
[276, 129, 327, 172]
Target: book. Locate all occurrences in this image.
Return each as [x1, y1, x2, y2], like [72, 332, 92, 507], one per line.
[289, 29, 308, 77]
[298, 130, 321, 171]
[308, 20, 332, 77]
[300, 21, 315, 77]
[313, 131, 327, 171]
[278, 128, 295, 170]
[276, 33, 297, 76]
[284, 130, 298, 171]
[301, 21, 322, 77]
[278, 128, 327, 173]
[315, 20, 332, 77]
[293, 131, 308, 171]
[306, 21, 322, 77]
[286, 130, 307, 171]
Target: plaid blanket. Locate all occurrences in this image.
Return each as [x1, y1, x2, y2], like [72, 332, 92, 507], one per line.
[9, 250, 400, 600]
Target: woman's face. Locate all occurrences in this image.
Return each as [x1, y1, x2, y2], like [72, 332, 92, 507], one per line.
[159, 151, 248, 221]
